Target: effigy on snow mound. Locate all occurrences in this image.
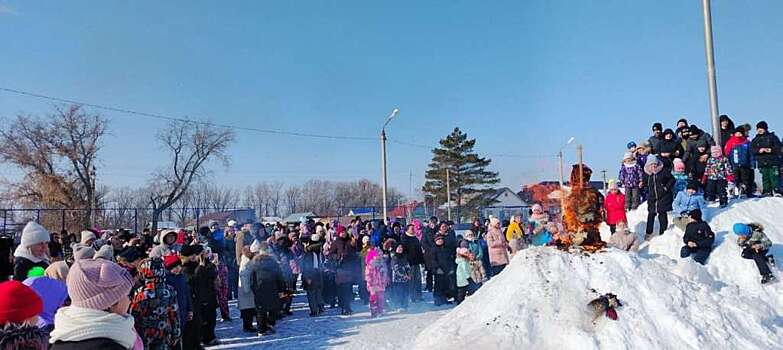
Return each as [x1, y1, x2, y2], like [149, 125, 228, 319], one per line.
[414, 198, 783, 350]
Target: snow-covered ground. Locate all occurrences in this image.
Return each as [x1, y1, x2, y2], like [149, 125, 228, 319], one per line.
[207, 289, 450, 349]
[413, 197, 783, 350]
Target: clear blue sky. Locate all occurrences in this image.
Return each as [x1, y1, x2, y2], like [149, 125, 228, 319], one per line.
[1, 1, 781, 198]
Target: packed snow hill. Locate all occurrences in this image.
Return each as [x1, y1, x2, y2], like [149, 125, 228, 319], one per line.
[414, 198, 783, 350]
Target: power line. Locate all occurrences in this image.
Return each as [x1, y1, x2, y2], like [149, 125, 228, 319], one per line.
[0, 87, 375, 141]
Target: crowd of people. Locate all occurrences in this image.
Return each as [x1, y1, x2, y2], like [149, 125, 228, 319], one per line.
[0, 115, 780, 350]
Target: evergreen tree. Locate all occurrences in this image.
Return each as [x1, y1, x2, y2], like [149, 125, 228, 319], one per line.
[422, 127, 500, 222]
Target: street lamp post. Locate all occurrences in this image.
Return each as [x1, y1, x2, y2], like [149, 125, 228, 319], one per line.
[381, 108, 400, 225]
[701, 0, 722, 146]
[558, 137, 575, 220]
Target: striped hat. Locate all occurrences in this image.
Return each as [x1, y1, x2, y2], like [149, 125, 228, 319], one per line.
[67, 258, 133, 310]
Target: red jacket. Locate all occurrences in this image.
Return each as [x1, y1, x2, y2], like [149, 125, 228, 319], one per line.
[723, 135, 748, 160]
[604, 191, 627, 225]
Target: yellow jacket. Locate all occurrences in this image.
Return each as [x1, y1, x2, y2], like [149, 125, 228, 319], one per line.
[505, 221, 525, 242]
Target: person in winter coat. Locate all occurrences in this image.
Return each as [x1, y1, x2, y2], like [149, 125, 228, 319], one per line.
[148, 230, 177, 259]
[431, 236, 454, 306]
[13, 222, 50, 281]
[179, 244, 206, 350]
[0, 280, 48, 350]
[421, 217, 438, 292]
[657, 129, 684, 170]
[130, 257, 180, 350]
[672, 182, 708, 231]
[684, 125, 715, 167]
[288, 231, 303, 293]
[237, 245, 257, 332]
[505, 215, 526, 254]
[672, 159, 689, 194]
[485, 217, 509, 275]
[189, 247, 219, 346]
[608, 221, 639, 252]
[719, 114, 736, 149]
[213, 253, 231, 322]
[50, 259, 142, 350]
[619, 151, 644, 210]
[400, 224, 424, 303]
[679, 209, 714, 265]
[163, 254, 192, 343]
[725, 127, 757, 197]
[358, 236, 371, 304]
[604, 180, 627, 233]
[733, 223, 776, 284]
[301, 233, 325, 317]
[454, 247, 473, 305]
[22, 272, 68, 333]
[365, 245, 388, 317]
[390, 243, 412, 310]
[704, 146, 732, 207]
[250, 242, 286, 336]
[270, 233, 295, 318]
[224, 227, 238, 301]
[330, 226, 357, 315]
[648, 122, 664, 154]
[207, 221, 226, 257]
[750, 121, 782, 196]
[643, 155, 676, 238]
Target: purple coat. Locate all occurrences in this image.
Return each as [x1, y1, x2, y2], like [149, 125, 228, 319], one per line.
[23, 276, 68, 328]
[618, 163, 643, 188]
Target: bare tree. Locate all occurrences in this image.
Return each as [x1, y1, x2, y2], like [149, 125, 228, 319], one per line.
[284, 185, 301, 215]
[0, 105, 107, 228]
[269, 181, 283, 217]
[146, 121, 235, 232]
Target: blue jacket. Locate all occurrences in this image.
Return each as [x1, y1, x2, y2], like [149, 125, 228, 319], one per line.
[166, 271, 191, 326]
[672, 191, 707, 215]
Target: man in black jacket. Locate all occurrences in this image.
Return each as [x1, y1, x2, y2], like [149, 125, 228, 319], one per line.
[401, 224, 424, 302]
[648, 122, 664, 154]
[750, 121, 782, 196]
[680, 209, 714, 265]
[642, 155, 676, 238]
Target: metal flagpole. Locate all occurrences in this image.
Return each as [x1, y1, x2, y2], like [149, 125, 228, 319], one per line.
[701, 0, 722, 145]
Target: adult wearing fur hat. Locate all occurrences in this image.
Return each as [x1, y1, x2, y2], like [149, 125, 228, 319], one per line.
[642, 155, 676, 238]
[13, 221, 50, 281]
[50, 259, 140, 350]
[485, 217, 509, 276]
[0, 280, 48, 349]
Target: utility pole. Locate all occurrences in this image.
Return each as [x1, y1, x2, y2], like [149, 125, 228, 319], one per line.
[577, 145, 584, 187]
[446, 168, 452, 221]
[701, 0, 722, 145]
[408, 170, 413, 222]
[381, 108, 399, 225]
[601, 169, 607, 192]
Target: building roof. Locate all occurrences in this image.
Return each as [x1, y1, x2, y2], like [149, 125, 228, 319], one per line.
[283, 212, 317, 223]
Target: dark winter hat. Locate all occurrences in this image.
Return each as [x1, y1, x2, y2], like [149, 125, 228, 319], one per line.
[180, 244, 203, 257]
[663, 128, 675, 137]
[652, 122, 663, 131]
[677, 118, 688, 126]
[626, 141, 637, 149]
[686, 181, 699, 191]
[688, 208, 702, 222]
[733, 127, 745, 135]
[118, 247, 142, 262]
[756, 121, 768, 131]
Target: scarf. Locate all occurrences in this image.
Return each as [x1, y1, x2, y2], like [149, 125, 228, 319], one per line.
[49, 306, 137, 349]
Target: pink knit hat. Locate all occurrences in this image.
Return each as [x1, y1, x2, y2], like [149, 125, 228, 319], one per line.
[67, 258, 133, 310]
[673, 158, 685, 172]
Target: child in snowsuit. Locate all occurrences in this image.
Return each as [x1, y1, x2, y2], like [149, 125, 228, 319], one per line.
[604, 180, 627, 234]
[618, 151, 643, 210]
[726, 128, 757, 197]
[130, 257, 181, 350]
[680, 209, 715, 265]
[365, 246, 388, 317]
[672, 158, 689, 194]
[390, 243, 412, 310]
[704, 146, 731, 207]
[455, 247, 472, 305]
[733, 223, 776, 284]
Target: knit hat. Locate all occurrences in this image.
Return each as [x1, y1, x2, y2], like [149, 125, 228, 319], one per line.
[673, 158, 685, 172]
[0, 280, 43, 324]
[164, 254, 182, 270]
[532, 204, 543, 213]
[623, 151, 635, 161]
[733, 223, 750, 236]
[456, 247, 470, 256]
[93, 244, 114, 261]
[118, 247, 142, 262]
[362, 236, 370, 245]
[20, 221, 50, 248]
[756, 121, 768, 131]
[464, 230, 476, 241]
[80, 230, 96, 245]
[45, 261, 70, 282]
[315, 225, 325, 235]
[608, 179, 618, 190]
[67, 259, 133, 310]
[686, 181, 699, 191]
[489, 217, 500, 227]
[652, 122, 663, 131]
[710, 146, 722, 158]
[733, 127, 745, 135]
[227, 220, 237, 227]
[72, 243, 96, 260]
[663, 128, 675, 137]
[626, 141, 637, 149]
[688, 208, 702, 222]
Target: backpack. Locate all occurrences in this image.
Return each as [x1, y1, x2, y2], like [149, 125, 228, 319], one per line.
[730, 143, 753, 168]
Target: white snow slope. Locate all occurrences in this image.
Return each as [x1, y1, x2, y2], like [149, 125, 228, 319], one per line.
[414, 198, 783, 350]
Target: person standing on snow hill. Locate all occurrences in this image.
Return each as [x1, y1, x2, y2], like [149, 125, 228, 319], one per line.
[49, 258, 142, 350]
[13, 221, 50, 281]
[642, 155, 676, 239]
[750, 121, 782, 196]
[725, 127, 757, 198]
[704, 146, 732, 208]
[672, 181, 708, 232]
[657, 129, 684, 170]
[648, 122, 664, 155]
[679, 209, 714, 265]
[619, 151, 644, 210]
[733, 223, 776, 284]
[604, 179, 627, 234]
[0, 280, 48, 350]
[365, 244, 389, 317]
[672, 158, 689, 194]
[130, 257, 180, 350]
[485, 217, 509, 276]
[505, 214, 526, 255]
[719, 114, 736, 150]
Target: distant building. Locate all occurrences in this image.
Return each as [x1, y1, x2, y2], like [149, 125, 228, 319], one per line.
[185, 208, 257, 229]
[283, 211, 318, 224]
[481, 187, 530, 222]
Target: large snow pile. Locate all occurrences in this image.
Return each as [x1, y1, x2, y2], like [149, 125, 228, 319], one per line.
[414, 198, 783, 350]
